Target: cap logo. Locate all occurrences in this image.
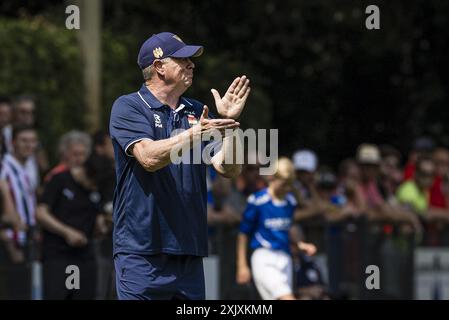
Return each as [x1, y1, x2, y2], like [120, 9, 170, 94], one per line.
[153, 47, 164, 58]
[172, 35, 184, 43]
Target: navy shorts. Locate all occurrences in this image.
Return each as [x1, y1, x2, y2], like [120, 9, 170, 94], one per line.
[114, 253, 205, 300]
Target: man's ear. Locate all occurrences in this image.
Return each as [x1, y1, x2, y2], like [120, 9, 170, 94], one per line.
[153, 60, 165, 76]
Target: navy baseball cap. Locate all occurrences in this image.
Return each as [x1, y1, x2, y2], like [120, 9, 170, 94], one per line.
[137, 32, 203, 70]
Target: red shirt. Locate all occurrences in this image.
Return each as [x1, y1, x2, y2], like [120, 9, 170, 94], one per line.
[430, 175, 447, 208]
[361, 181, 384, 208]
[403, 162, 416, 180]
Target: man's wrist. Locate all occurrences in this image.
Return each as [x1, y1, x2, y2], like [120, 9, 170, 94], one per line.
[218, 112, 239, 121]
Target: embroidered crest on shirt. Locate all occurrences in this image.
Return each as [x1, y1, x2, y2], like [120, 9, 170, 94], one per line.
[154, 114, 163, 128]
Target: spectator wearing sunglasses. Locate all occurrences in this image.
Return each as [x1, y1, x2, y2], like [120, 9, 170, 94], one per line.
[396, 156, 435, 216]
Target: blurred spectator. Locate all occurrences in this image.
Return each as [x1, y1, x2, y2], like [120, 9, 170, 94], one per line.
[0, 181, 24, 233]
[0, 125, 38, 299]
[91, 130, 115, 215]
[292, 149, 318, 201]
[397, 150, 449, 224]
[314, 167, 352, 222]
[403, 136, 435, 181]
[0, 97, 13, 155]
[397, 156, 435, 216]
[36, 157, 103, 299]
[292, 149, 327, 222]
[207, 174, 241, 226]
[91, 130, 116, 299]
[235, 152, 267, 198]
[10, 96, 48, 190]
[337, 159, 366, 216]
[0, 161, 27, 269]
[379, 145, 403, 203]
[356, 144, 384, 210]
[0, 126, 38, 244]
[430, 147, 449, 209]
[315, 167, 338, 204]
[419, 147, 449, 245]
[357, 144, 422, 232]
[44, 130, 91, 183]
[12, 95, 35, 127]
[395, 155, 438, 241]
[0, 129, 26, 268]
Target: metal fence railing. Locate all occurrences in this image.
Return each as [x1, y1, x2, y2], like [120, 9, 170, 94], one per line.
[209, 216, 445, 300]
[2, 219, 449, 299]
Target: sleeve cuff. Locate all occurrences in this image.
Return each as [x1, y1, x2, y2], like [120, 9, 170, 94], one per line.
[124, 137, 154, 157]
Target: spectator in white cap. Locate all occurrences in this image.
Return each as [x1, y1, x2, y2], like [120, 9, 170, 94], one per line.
[293, 149, 318, 201]
[356, 144, 422, 233]
[356, 143, 384, 209]
[291, 149, 328, 222]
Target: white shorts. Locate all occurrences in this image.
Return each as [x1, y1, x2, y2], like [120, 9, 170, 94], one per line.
[251, 247, 293, 300]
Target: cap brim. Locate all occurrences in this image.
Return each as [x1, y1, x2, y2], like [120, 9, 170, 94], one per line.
[170, 45, 203, 59]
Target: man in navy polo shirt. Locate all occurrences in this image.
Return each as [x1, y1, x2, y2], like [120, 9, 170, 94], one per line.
[109, 32, 250, 300]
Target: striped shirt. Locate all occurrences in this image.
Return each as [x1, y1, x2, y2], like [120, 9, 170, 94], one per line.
[1, 153, 36, 243]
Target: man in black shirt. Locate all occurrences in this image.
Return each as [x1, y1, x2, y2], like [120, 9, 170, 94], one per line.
[36, 157, 102, 299]
[91, 130, 115, 299]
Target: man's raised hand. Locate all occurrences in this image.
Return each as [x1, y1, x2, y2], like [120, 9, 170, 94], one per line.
[211, 75, 250, 120]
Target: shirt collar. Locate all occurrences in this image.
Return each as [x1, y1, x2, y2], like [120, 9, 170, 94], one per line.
[138, 84, 164, 109]
[176, 98, 194, 113]
[138, 84, 194, 112]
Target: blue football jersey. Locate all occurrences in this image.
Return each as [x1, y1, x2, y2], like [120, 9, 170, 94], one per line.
[239, 188, 297, 254]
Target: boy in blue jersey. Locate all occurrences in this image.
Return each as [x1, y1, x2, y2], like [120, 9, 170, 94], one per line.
[236, 157, 317, 300]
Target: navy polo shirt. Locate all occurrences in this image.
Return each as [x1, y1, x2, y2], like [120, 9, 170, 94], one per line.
[109, 84, 212, 257]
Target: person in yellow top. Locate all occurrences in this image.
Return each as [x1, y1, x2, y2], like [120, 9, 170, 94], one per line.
[396, 156, 435, 215]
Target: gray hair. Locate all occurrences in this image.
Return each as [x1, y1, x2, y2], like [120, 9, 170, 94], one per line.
[142, 57, 171, 80]
[58, 130, 92, 157]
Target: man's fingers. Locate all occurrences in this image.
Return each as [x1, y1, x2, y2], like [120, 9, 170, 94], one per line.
[238, 80, 250, 98]
[234, 75, 247, 95]
[219, 122, 240, 129]
[227, 77, 240, 94]
[211, 89, 221, 104]
[200, 105, 209, 120]
[208, 119, 237, 126]
[215, 122, 240, 132]
[239, 86, 251, 101]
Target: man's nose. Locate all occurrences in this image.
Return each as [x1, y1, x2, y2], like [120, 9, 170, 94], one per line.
[187, 58, 195, 69]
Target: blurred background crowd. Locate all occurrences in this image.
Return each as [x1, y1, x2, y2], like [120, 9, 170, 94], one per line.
[1, 0, 449, 299]
[207, 140, 449, 300]
[0, 94, 448, 299]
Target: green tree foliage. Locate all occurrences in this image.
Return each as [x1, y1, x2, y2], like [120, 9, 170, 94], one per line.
[101, 0, 449, 162]
[0, 17, 83, 163]
[2, 0, 449, 166]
